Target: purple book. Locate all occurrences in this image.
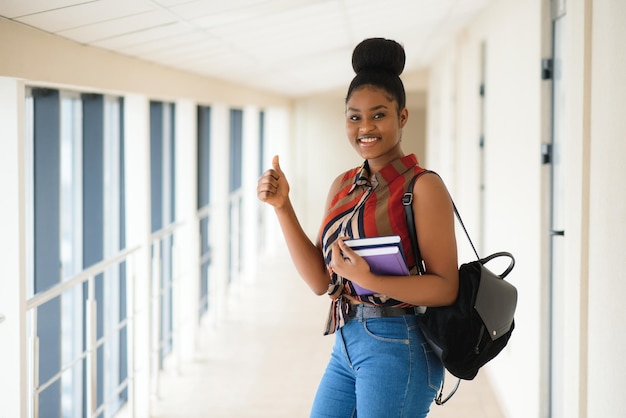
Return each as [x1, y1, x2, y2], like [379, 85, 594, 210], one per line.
[345, 236, 409, 295]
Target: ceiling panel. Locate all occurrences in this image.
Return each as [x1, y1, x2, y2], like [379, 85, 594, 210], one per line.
[56, 9, 177, 43]
[188, 0, 326, 30]
[91, 21, 192, 50]
[142, 38, 228, 64]
[15, 0, 154, 33]
[124, 31, 223, 59]
[0, 0, 89, 18]
[167, 0, 267, 20]
[152, 0, 196, 6]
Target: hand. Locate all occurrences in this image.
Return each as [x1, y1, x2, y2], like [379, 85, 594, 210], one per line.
[330, 238, 373, 287]
[257, 155, 290, 209]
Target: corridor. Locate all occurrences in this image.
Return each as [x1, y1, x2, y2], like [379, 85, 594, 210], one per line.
[148, 251, 505, 418]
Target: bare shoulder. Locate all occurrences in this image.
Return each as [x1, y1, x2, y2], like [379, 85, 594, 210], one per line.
[413, 171, 449, 197]
[317, 171, 352, 248]
[329, 171, 348, 192]
[411, 171, 454, 214]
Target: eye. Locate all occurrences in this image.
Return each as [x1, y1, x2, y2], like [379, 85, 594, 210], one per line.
[373, 112, 385, 120]
[347, 114, 361, 121]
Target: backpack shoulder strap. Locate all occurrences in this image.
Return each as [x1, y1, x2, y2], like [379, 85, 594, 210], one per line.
[402, 170, 431, 275]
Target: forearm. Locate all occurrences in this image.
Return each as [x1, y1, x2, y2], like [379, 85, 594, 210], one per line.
[355, 271, 459, 306]
[331, 237, 458, 306]
[274, 200, 330, 295]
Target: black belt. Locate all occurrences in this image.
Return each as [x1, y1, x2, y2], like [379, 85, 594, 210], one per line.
[347, 304, 423, 320]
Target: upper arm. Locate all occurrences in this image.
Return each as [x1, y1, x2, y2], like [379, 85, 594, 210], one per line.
[412, 173, 458, 283]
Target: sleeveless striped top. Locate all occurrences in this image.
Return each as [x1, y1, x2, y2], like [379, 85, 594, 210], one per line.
[320, 154, 426, 334]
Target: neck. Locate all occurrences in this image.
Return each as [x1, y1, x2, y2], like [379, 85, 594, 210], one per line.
[367, 152, 404, 174]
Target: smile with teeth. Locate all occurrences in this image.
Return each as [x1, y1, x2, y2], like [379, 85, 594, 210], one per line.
[359, 136, 379, 143]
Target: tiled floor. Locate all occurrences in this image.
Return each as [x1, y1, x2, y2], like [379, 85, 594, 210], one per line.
[150, 253, 505, 418]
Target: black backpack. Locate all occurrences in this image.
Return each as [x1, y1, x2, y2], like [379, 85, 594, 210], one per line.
[403, 171, 517, 404]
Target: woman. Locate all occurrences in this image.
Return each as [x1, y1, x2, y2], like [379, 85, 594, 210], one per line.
[257, 38, 459, 417]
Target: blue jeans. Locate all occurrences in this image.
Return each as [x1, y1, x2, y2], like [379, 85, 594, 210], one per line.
[310, 314, 443, 418]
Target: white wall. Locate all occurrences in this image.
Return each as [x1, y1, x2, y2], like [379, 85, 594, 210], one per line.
[122, 93, 152, 417]
[207, 103, 231, 321]
[0, 77, 27, 418]
[427, 1, 551, 416]
[586, 0, 626, 415]
[173, 98, 199, 363]
[561, 0, 590, 415]
[428, 3, 547, 415]
[426, 0, 626, 417]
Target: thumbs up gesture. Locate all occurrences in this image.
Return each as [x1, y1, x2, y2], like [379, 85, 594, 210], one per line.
[257, 155, 290, 208]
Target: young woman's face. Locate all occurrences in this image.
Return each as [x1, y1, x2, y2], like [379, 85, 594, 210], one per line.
[345, 86, 408, 165]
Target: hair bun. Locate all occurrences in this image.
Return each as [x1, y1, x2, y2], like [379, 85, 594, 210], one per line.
[351, 38, 405, 76]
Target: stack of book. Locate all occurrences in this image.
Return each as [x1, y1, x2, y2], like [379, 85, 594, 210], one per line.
[343, 235, 409, 295]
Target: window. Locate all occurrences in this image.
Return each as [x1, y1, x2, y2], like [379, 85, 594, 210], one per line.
[25, 88, 126, 418]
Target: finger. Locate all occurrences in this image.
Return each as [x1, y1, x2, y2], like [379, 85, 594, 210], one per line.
[331, 240, 350, 267]
[272, 155, 284, 176]
[257, 191, 270, 201]
[258, 171, 279, 188]
[260, 168, 279, 182]
[257, 181, 277, 197]
[336, 239, 354, 260]
[329, 241, 342, 265]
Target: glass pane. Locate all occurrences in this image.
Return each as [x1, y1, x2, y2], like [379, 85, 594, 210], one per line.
[60, 95, 83, 280]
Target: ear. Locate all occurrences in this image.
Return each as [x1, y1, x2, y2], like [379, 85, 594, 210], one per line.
[399, 108, 408, 128]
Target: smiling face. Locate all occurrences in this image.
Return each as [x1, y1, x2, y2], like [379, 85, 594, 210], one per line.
[345, 85, 408, 171]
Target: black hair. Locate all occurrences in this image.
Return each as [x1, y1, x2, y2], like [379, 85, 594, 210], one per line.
[346, 38, 406, 111]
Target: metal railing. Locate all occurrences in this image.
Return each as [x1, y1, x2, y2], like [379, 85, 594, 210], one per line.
[23, 210, 230, 416]
[149, 221, 183, 399]
[25, 245, 139, 418]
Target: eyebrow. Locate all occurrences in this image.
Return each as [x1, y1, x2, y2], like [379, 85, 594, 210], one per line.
[346, 104, 389, 112]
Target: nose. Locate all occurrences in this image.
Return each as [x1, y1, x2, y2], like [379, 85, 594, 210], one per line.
[358, 119, 374, 133]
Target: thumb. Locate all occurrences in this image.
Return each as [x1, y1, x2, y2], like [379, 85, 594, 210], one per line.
[272, 155, 284, 175]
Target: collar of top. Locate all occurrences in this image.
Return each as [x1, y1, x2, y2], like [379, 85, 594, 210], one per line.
[349, 154, 419, 193]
